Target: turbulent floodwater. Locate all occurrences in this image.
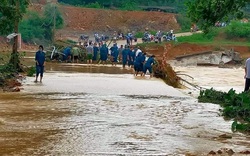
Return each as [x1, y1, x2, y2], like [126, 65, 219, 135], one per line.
[1, 64, 250, 156]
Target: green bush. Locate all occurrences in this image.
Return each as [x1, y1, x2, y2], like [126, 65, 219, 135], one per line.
[19, 4, 64, 43]
[0, 64, 16, 75]
[0, 64, 17, 86]
[19, 11, 45, 43]
[85, 2, 102, 8]
[176, 14, 192, 32]
[135, 32, 144, 38]
[120, 0, 138, 11]
[198, 88, 250, 133]
[43, 3, 64, 41]
[27, 66, 36, 77]
[225, 21, 250, 39]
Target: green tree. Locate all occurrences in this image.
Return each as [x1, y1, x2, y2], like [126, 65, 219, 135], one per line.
[186, 0, 248, 33]
[0, 0, 29, 70]
[19, 11, 44, 43]
[85, 2, 102, 8]
[43, 3, 64, 42]
[19, 4, 64, 44]
[120, 0, 138, 10]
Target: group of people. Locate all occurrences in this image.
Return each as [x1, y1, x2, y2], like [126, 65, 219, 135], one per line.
[143, 29, 176, 43]
[60, 41, 156, 77]
[62, 42, 110, 65]
[35, 39, 157, 82]
[92, 31, 137, 47]
[119, 45, 156, 77]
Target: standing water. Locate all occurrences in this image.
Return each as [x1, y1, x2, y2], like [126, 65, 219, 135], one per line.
[0, 63, 250, 155]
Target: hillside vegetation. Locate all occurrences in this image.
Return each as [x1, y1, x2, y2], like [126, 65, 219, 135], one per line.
[57, 0, 186, 12]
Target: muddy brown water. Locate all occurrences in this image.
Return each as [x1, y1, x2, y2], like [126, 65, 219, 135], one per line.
[0, 52, 250, 155]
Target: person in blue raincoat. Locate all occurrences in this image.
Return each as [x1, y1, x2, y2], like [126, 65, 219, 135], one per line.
[122, 45, 130, 68]
[126, 34, 131, 46]
[143, 55, 156, 77]
[133, 52, 146, 76]
[63, 47, 71, 62]
[35, 45, 46, 82]
[92, 42, 99, 63]
[134, 52, 142, 76]
[128, 46, 135, 68]
[139, 52, 146, 73]
[110, 43, 119, 66]
[99, 44, 108, 65]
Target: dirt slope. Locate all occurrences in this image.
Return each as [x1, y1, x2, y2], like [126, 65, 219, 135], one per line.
[56, 5, 179, 35]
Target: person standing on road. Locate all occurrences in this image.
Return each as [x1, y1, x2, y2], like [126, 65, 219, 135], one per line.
[128, 46, 135, 68]
[122, 45, 129, 68]
[86, 43, 93, 65]
[35, 45, 46, 83]
[244, 57, 250, 91]
[92, 43, 99, 63]
[134, 52, 142, 76]
[110, 43, 119, 66]
[156, 30, 162, 43]
[72, 46, 80, 63]
[99, 44, 108, 65]
[118, 45, 124, 63]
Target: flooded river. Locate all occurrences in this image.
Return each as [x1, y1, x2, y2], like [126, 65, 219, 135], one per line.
[1, 60, 250, 155]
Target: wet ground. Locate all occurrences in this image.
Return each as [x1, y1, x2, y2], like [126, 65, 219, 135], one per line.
[1, 61, 250, 155]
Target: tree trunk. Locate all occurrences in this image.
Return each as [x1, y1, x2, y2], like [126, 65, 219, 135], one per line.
[9, 0, 21, 71]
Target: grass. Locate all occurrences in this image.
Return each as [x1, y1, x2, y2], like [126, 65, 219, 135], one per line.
[176, 25, 250, 46]
[136, 31, 250, 47]
[176, 30, 250, 46]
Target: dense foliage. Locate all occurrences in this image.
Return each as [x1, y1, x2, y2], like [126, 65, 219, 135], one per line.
[0, 64, 16, 86]
[186, 0, 248, 33]
[58, 0, 183, 6]
[177, 21, 250, 44]
[27, 66, 36, 77]
[0, 0, 29, 70]
[58, 0, 186, 11]
[198, 88, 250, 132]
[176, 14, 193, 32]
[0, 54, 17, 86]
[0, 0, 29, 35]
[19, 11, 44, 42]
[19, 3, 64, 43]
[225, 21, 250, 39]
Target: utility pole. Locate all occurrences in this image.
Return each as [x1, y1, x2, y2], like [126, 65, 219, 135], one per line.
[13, 0, 20, 54]
[52, 4, 56, 43]
[10, 0, 20, 70]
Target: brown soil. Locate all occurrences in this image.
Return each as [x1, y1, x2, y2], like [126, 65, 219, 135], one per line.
[169, 43, 250, 59]
[143, 43, 250, 60]
[56, 5, 179, 36]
